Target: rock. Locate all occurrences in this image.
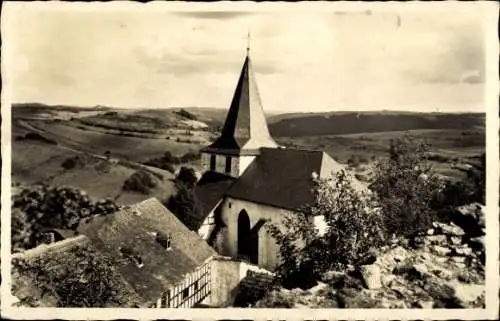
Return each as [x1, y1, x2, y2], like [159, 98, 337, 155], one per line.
[416, 300, 434, 309]
[435, 222, 465, 236]
[446, 280, 485, 306]
[431, 245, 452, 256]
[321, 270, 345, 283]
[381, 274, 396, 286]
[425, 235, 447, 245]
[393, 264, 429, 281]
[450, 236, 462, 246]
[432, 268, 453, 280]
[454, 246, 473, 256]
[359, 264, 382, 290]
[375, 246, 408, 271]
[390, 285, 407, 299]
[454, 203, 485, 237]
[469, 236, 485, 251]
[426, 228, 434, 235]
[451, 256, 466, 263]
[413, 263, 428, 278]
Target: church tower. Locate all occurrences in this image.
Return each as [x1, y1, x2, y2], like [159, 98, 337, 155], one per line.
[200, 44, 278, 177]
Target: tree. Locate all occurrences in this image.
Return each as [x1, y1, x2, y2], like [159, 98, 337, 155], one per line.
[122, 170, 158, 194]
[12, 185, 119, 250]
[12, 208, 33, 252]
[308, 170, 386, 269]
[370, 134, 444, 237]
[175, 166, 198, 186]
[12, 245, 141, 307]
[267, 170, 386, 288]
[165, 182, 202, 231]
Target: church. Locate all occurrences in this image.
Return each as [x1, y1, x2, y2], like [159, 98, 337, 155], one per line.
[193, 48, 365, 271]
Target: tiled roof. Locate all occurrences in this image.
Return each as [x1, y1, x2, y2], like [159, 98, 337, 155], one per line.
[192, 171, 236, 229]
[77, 198, 216, 303]
[201, 54, 277, 155]
[225, 148, 362, 211]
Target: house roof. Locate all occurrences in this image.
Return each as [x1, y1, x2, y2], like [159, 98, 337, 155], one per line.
[201, 54, 277, 156]
[77, 198, 216, 303]
[11, 235, 144, 307]
[225, 148, 364, 211]
[192, 171, 236, 229]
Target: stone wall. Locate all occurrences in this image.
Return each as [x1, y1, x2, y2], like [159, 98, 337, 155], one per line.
[203, 256, 273, 307]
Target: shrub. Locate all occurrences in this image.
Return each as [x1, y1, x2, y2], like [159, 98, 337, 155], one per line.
[122, 170, 158, 194]
[20, 132, 57, 145]
[371, 134, 444, 237]
[267, 169, 386, 288]
[176, 109, 198, 121]
[12, 244, 141, 307]
[61, 154, 95, 170]
[175, 166, 198, 186]
[165, 183, 202, 231]
[12, 185, 119, 250]
[254, 290, 295, 308]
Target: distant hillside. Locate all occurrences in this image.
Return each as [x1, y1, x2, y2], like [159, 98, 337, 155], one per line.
[13, 103, 485, 138]
[268, 112, 485, 137]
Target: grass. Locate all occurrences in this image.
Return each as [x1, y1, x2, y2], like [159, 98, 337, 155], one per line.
[276, 129, 484, 180]
[12, 106, 484, 206]
[26, 121, 201, 163]
[12, 140, 177, 206]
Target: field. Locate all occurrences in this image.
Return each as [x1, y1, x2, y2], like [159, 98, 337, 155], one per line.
[11, 103, 485, 204]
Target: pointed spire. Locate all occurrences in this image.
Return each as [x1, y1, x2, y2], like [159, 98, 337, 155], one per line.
[201, 43, 277, 156]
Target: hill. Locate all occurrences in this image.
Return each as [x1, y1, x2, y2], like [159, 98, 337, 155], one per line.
[11, 103, 485, 190]
[267, 111, 485, 137]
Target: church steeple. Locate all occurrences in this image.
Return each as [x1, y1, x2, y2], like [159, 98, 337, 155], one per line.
[202, 46, 278, 157]
[200, 43, 278, 177]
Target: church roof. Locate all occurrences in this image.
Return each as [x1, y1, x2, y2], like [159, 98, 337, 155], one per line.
[77, 198, 216, 303]
[192, 171, 236, 229]
[225, 148, 359, 211]
[201, 54, 278, 156]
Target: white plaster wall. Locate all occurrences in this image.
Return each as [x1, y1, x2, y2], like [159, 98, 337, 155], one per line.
[201, 153, 211, 170]
[218, 197, 297, 271]
[237, 156, 256, 175]
[203, 256, 273, 307]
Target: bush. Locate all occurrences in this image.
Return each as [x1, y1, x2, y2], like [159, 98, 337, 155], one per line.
[371, 134, 444, 237]
[12, 244, 140, 307]
[165, 183, 202, 231]
[61, 154, 95, 170]
[267, 169, 386, 288]
[19, 132, 57, 145]
[176, 166, 198, 186]
[12, 185, 119, 250]
[122, 170, 158, 194]
[254, 290, 295, 308]
[176, 109, 198, 121]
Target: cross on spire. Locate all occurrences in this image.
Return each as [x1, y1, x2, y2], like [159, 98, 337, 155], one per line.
[246, 30, 251, 55]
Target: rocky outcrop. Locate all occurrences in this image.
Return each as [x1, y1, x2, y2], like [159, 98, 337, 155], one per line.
[454, 203, 485, 238]
[254, 202, 485, 309]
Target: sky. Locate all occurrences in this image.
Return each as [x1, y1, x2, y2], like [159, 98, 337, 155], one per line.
[3, 2, 494, 113]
